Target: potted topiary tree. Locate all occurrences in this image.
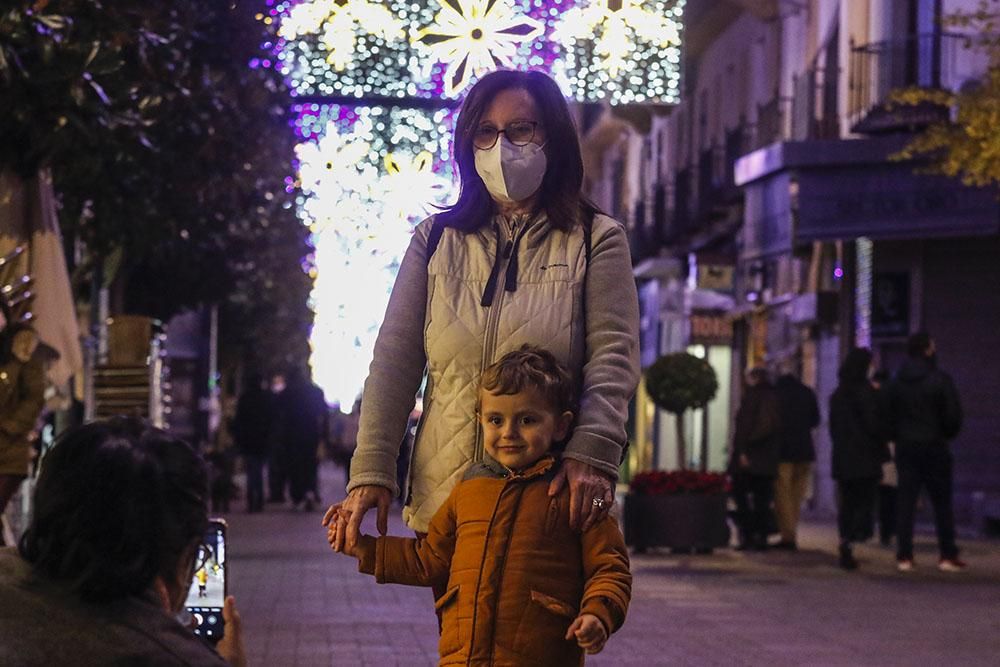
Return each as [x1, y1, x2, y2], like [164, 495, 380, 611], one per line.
[644, 352, 719, 470]
[624, 352, 729, 553]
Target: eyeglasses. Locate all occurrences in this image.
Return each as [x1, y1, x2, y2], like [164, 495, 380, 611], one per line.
[473, 121, 539, 150]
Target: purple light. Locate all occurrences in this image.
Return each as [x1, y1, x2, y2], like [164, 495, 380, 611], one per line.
[834, 267, 845, 280]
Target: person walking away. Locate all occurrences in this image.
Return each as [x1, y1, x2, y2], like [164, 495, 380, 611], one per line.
[730, 368, 781, 551]
[829, 348, 889, 570]
[231, 372, 274, 513]
[278, 368, 327, 511]
[328, 347, 631, 665]
[889, 332, 964, 572]
[773, 368, 820, 551]
[0, 324, 45, 546]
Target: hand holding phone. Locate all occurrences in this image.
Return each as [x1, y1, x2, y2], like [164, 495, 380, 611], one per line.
[185, 519, 228, 644]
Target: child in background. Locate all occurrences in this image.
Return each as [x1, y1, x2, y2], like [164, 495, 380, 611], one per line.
[329, 345, 631, 666]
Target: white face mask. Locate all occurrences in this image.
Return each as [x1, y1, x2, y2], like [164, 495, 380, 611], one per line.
[474, 136, 547, 203]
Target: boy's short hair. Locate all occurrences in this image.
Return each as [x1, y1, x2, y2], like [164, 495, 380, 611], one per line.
[479, 345, 575, 415]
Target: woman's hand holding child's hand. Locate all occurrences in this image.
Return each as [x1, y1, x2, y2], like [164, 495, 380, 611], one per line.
[324, 508, 361, 557]
[565, 613, 608, 654]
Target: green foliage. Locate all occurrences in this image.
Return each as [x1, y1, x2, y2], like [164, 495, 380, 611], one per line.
[891, 1, 1000, 188]
[0, 0, 313, 371]
[644, 352, 718, 416]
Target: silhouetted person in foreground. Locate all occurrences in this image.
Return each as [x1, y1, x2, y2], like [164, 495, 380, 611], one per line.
[829, 348, 889, 570]
[889, 332, 964, 573]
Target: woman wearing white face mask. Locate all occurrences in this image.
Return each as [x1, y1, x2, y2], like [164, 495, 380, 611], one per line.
[325, 70, 640, 555]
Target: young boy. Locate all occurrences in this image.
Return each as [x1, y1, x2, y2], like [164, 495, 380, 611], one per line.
[330, 345, 631, 666]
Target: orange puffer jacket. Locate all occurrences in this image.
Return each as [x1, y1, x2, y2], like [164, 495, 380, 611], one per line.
[355, 456, 631, 666]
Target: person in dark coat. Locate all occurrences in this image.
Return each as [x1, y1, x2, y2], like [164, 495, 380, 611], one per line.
[276, 368, 328, 511]
[773, 369, 821, 551]
[730, 367, 781, 551]
[231, 372, 274, 513]
[829, 348, 888, 570]
[888, 332, 964, 572]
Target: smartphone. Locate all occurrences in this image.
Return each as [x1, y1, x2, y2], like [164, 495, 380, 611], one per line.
[185, 518, 227, 644]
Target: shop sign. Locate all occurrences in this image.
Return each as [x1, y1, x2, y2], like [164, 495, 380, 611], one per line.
[697, 264, 734, 291]
[690, 310, 732, 345]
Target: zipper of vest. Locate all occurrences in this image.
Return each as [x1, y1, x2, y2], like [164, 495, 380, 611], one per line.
[476, 215, 524, 462]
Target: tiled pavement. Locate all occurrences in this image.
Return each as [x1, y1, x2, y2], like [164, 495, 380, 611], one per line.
[223, 462, 1000, 666]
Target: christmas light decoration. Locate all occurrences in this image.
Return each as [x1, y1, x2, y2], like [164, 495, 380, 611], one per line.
[274, 0, 684, 104]
[292, 104, 457, 408]
[552, 0, 685, 104]
[413, 0, 544, 96]
[278, 0, 405, 71]
[553, 0, 679, 77]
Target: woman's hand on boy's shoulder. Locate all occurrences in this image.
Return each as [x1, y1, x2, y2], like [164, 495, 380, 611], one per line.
[548, 459, 614, 532]
[565, 613, 608, 654]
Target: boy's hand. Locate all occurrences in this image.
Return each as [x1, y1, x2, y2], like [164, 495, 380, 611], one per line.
[565, 613, 608, 654]
[325, 509, 360, 557]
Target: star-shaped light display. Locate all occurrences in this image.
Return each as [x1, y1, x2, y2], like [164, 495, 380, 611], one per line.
[553, 0, 680, 77]
[413, 0, 544, 96]
[279, 0, 405, 70]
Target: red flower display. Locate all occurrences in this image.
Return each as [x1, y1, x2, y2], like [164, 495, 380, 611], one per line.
[629, 470, 730, 496]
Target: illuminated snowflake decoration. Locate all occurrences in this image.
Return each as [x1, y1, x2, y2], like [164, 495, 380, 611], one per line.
[293, 105, 457, 408]
[279, 0, 405, 70]
[413, 0, 544, 96]
[553, 0, 679, 77]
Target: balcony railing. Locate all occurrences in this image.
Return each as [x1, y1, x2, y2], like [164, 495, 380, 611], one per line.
[848, 33, 962, 133]
[791, 65, 840, 140]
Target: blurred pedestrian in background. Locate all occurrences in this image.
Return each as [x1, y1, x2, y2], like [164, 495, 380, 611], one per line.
[276, 367, 327, 511]
[773, 361, 820, 551]
[231, 372, 274, 513]
[267, 371, 288, 504]
[0, 322, 45, 546]
[0, 417, 246, 666]
[730, 367, 782, 551]
[889, 332, 964, 572]
[829, 348, 889, 570]
[871, 369, 897, 547]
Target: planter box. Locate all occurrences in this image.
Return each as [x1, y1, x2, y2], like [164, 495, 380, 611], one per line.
[624, 493, 731, 553]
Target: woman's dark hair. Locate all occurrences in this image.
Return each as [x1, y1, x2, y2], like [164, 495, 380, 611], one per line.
[19, 417, 209, 604]
[838, 347, 873, 385]
[436, 69, 597, 233]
